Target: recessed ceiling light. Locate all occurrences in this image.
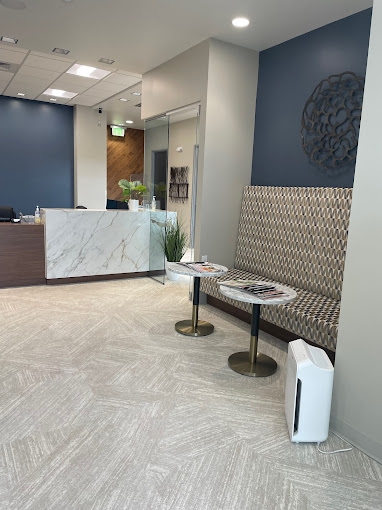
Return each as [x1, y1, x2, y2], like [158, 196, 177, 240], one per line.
[17, 92, 25, 96]
[0, 35, 18, 44]
[52, 47, 70, 55]
[125, 120, 133, 124]
[50, 98, 57, 102]
[131, 92, 141, 96]
[232, 17, 250, 28]
[66, 64, 111, 80]
[0, 0, 26, 10]
[98, 58, 115, 65]
[119, 98, 128, 102]
[43, 88, 77, 99]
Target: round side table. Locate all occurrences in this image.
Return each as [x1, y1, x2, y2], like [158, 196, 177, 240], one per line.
[219, 281, 296, 377]
[167, 262, 228, 337]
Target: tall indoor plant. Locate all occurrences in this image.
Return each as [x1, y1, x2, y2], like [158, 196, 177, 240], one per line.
[160, 219, 188, 280]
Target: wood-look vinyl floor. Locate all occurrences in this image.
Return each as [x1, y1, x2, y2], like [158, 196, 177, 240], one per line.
[0, 278, 381, 510]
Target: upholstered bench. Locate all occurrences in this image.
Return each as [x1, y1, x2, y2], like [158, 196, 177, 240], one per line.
[200, 186, 352, 352]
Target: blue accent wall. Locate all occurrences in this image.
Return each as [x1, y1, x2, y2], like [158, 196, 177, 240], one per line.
[252, 9, 372, 187]
[0, 96, 74, 215]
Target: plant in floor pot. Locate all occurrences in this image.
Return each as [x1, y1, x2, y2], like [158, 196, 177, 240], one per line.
[118, 179, 147, 211]
[160, 219, 188, 281]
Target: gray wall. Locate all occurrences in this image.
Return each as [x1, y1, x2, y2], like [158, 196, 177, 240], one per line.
[331, 3, 382, 463]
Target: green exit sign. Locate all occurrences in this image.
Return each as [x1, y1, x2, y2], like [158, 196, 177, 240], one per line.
[111, 126, 125, 137]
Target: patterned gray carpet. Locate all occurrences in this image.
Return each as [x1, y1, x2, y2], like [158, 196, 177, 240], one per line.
[0, 277, 381, 510]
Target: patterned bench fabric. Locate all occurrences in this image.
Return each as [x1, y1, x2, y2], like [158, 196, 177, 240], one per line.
[200, 186, 352, 351]
[201, 269, 339, 351]
[235, 186, 352, 301]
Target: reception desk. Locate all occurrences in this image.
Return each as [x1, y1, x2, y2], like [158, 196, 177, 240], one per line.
[0, 223, 45, 288]
[42, 208, 175, 282]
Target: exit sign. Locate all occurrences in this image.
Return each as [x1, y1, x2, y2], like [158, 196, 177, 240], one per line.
[111, 126, 125, 137]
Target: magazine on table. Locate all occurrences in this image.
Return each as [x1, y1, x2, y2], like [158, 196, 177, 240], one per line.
[176, 262, 225, 273]
[220, 279, 286, 299]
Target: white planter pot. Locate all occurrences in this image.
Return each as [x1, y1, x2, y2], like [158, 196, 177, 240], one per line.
[165, 260, 179, 281]
[128, 199, 139, 211]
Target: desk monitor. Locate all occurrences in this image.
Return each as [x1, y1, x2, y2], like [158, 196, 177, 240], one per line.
[0, 206, 16, 222]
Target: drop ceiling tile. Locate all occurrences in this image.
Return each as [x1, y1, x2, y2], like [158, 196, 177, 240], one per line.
[31, 51, 73, 63]
[17, 65, 61, 81]
[23, 54, 72, 72]
[10, 75, 54, 89]
[0, 43, 29, 54]
[103, 73, 141, 87]
[52, 73, 99, 88]
[89, 81, 127, 94]
[47, 79, 88, 94]
[0, 69, 13, 83]
[4, 89, 41, 100]
[35, 94, 71, 104]
[0, 48, 27, 64]
[116, 69, 141, 78]
[67, 94, 102, 106]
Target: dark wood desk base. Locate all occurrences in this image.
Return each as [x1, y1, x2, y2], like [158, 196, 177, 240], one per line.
[0, 223, 45, 288]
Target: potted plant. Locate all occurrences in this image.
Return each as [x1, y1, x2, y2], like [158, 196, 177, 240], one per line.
[159, 219, 188, 280]
[118, 179, 147, 211]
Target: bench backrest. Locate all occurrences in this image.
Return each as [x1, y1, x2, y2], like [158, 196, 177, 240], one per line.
[235, 186, 352, 301]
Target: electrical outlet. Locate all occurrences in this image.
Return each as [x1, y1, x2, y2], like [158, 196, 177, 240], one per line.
[202, 255, 208, 262]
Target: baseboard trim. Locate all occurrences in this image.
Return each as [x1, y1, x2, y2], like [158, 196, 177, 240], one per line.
[207, 295, 336, 364]
[46, 271, 150, 285]
[330, 416, 382, 465]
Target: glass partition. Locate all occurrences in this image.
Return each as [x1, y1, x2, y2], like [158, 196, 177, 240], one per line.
[144, 105, 200, 284]
[144, 115, 169, 284]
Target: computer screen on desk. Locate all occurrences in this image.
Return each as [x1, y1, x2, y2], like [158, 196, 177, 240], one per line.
[0, 206, 16, 222]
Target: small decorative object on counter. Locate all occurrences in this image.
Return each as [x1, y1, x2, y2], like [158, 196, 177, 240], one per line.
[151, 195, 156, 211]
[34, 206, 41, 224]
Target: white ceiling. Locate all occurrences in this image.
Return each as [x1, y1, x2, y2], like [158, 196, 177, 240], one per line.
[0, 0, 373, 129]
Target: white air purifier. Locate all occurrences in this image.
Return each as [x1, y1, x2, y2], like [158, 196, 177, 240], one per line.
[285, 339, 334, 443]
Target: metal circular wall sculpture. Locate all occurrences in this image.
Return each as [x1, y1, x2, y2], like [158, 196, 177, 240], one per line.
[301, 72, 364, 174]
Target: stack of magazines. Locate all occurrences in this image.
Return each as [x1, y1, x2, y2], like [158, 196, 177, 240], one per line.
[220, 280, 286, 299]
[176, 262, 224, 273]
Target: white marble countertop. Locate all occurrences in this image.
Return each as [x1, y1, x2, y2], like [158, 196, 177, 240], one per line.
[219, 280, 297, 305]
[167, 262, 228, 277]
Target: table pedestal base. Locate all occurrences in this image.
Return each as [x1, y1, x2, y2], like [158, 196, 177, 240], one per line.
[228, 351, 277, 377]
[175, 320, 214, 337]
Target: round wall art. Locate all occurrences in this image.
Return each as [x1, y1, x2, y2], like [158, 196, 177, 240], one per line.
[301, 72, 364, 174]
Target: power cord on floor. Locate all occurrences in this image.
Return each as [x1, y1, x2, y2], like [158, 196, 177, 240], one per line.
[317, 431, 353, 455]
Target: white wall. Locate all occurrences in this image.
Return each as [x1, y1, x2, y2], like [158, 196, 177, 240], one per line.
[331, 1, 382, 463]
[142, 39, 259, 267]
[197, 39, 258, 266]
[142, 40, 209, 121]
[74, 105, 107, 209]
[168, 117, 198, 237]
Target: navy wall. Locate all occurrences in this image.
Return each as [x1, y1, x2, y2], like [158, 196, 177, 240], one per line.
[252, 8, 372, 187]
[0, 96, 74, 215]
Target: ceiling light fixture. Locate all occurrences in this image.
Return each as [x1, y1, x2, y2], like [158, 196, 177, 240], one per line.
[232, 17, 250, 28]
[98, 58, 115, 65]
[119, 98, 128, 102]
[66, 63, 111, 80]
[125, 120, 133, 124]
[52, 47, 70, 55]
[50, 98, 57, 102]
[131, 92, 141, 96]
[43, 88, 77, 99]
[17, 92, 25, 96]
[0, 35, 18, 44]
[0, 0, 26, 10]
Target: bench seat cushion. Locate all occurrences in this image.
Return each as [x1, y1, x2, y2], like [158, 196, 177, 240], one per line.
[200, 269, 339, 351]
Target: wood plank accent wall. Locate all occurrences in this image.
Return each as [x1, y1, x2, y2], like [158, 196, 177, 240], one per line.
[0, 224, 45, 288]
[107, 127, 144, 201]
